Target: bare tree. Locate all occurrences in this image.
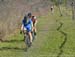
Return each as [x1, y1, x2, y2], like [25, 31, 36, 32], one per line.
[71, 0, 75, 20]
[58, 0, 63, 16]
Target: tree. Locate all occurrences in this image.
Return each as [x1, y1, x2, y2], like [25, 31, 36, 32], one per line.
[71, 0, 75, 20]
[50, 0, 63, 16]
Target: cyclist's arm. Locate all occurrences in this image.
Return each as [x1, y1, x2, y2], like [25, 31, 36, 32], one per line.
[34, 19, 37, 27]
[30, 20, 33, 32]
[20, 24, 24, 34]
[21, 24, 24, 31]
[20, 20, 24, 32]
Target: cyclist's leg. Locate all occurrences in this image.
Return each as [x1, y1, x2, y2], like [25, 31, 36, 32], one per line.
[32, 26, 36, 41]
[23, 27, 27, 40]
[34, 27, 37, 34]
[28, 31, 33, 43]
[27, 27, 33, 43]
[33, 25, 37, 35]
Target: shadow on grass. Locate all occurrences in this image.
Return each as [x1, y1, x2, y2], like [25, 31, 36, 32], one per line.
[59, 31, 67, 49]
[57, 22, 67, 57]
[0, 39, 24, 43]
[0, 47, 28, 52]
[57, 49, 63, 57]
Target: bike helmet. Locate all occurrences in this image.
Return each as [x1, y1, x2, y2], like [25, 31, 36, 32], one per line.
[27, 12, 32, 17]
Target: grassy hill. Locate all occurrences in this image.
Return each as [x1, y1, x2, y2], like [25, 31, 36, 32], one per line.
[0, 6, 75, 57]
[0, 0, 52, 39]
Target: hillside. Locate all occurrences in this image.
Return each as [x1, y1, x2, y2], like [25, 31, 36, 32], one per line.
[0, 6, 75, 57]
[0, 0, 75, 57]
[0, 0, 52, 39]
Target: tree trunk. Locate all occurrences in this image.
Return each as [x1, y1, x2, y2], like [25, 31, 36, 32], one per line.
[72, 1, 74, 20]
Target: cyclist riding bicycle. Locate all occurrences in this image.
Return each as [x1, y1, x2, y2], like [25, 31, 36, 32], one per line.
[20, 13, 33, 46]
[32, 16, 37, 36]
[50, 5, 54, 14]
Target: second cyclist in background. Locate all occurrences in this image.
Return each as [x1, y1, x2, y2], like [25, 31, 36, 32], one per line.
[32, 16, 37, 36]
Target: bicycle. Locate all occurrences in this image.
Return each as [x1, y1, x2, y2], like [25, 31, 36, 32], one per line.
[23, 30, 36, 50]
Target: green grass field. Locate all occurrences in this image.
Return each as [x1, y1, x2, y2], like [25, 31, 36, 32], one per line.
[0, 7, 75, 57]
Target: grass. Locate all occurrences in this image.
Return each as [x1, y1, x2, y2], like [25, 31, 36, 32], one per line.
[0, 6, 75, 57]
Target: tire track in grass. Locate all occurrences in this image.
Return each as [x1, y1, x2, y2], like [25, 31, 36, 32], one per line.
[24, 16, 55, 57]
[57, 22, 67, 57]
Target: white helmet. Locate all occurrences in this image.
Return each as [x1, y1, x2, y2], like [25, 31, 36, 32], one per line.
[34, 16, 36, 19]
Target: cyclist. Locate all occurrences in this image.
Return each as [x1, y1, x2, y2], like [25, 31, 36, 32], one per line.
[50, 5, 54, 14]
[20, 13, 33, 46]
[32, 16, 37, 36]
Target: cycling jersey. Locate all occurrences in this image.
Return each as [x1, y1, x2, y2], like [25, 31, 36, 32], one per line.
[32, 16, 37, 25]
[22, 18, 32, 32]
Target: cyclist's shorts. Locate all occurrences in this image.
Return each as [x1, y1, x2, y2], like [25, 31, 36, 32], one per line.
[24, 25, 32, 32]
